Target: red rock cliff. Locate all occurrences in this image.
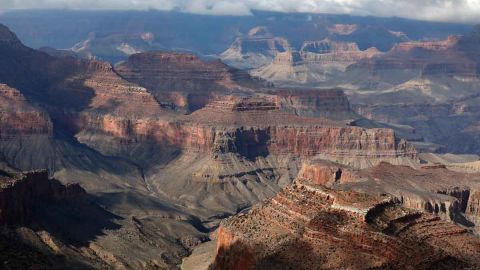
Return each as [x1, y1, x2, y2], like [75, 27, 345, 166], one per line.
[67, 95, 416, 167]
[0, 84, 52, 138]
[213, 175, 480, 269]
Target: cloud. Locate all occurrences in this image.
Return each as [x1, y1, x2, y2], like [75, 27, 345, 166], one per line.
[182, 0, 252, 15]
[3, 0, 480, 23]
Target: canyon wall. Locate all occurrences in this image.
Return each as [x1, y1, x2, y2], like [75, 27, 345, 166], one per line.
[297, 160, 480, 232]
[56, 94, 417, 169]
[0, 170, 85, 225]
[348, 37, 478, 78]
[272, 89, 357, 120]
[300, 39, 381, 63]
[114, 52, 256, 112]
[213, 173, 480, 269]
[0, 84, 52, 137]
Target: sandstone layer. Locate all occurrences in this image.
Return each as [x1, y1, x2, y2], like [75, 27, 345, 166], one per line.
[213, 173, 480, 269]
[298, 160, 480, 233]
[115, 51, 260, 112]
[0, 83, 52, 137]
[252, 39, 381, 85]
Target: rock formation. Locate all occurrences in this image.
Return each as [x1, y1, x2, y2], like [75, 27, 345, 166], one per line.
[296, 160, 480, 232]
[270, 88, 357, 120]
[0, 84, 52, 137]
[0, 24, 419, 218]
[0, 169, 102, 269]
[300, 39, 381, 63]
[74, 93, 416, 165]
[327, 24, 358, 35]
[0, 170, 85, 226]
[349, 36, 477, 78]
[213, 172, 480, 269]
[252, 39, 381, 85]
[335, 30, 480, 155]
[0, 166, 211, 269]
[115, 51, 261, 112]
[67, 31, 164, 63]
[220, 26, 291, 69]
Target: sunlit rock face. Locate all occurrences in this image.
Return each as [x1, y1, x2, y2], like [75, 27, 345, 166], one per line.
[213, 171, 480, 270]
[295, 160, 480, 233]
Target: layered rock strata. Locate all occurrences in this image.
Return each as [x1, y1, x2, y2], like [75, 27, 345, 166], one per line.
[220, 26, 291, 69]
[115, 52, 260, 112]
[251, 39, 381, 85]
[0, 84, 52, 138]
[213, 175, 480, 269]
[299, 160, 480, 232]
[300, 39, 381, 63]
[270, 88, 357, 120]
[349, 36, 477, 78]
[73, 94, 417, 169]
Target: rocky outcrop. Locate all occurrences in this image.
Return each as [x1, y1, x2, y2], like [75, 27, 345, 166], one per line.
[271, 88, 357, 120]
[252, 39, 381, 85]
[364, 163, 480, 225]
[201, 89, 357, 120]
[0, 84, 52, 137]
[349, 36, 478, 78]
[0, 84, 56, 170]
[81, 94, 417, 218]
[392, 36, 458, 52]
[343, 30, 480, 155]
[68, 31, 164, 63]
[249, 28, 480, 155]
[0, 170, 85, 226]
[298, 160, 357, 186]
[327, 24, 358, 35]
[0, 24, 24, 49]
[300, 39, 381, 63]
[448, 161, 480, 173]
[467, 189, 480, 226]
[116, 52, 235, 91]
[213, 174, 480, 269]
[114, 51, 260, 112]
[349, 86, 480, 154]
[299, 160, 480, 232]
[220, 26, 291, 69]
[72, 115, 417, 169]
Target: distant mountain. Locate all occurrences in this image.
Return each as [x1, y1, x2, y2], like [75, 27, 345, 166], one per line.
[0, 10, 473, 63]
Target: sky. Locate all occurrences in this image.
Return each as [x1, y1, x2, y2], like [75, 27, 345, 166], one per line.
[2, 0, 480, 23]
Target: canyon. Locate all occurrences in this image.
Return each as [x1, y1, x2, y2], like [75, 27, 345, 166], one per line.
[0, 24, 425, 268]
[0, 13, 479, 270]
